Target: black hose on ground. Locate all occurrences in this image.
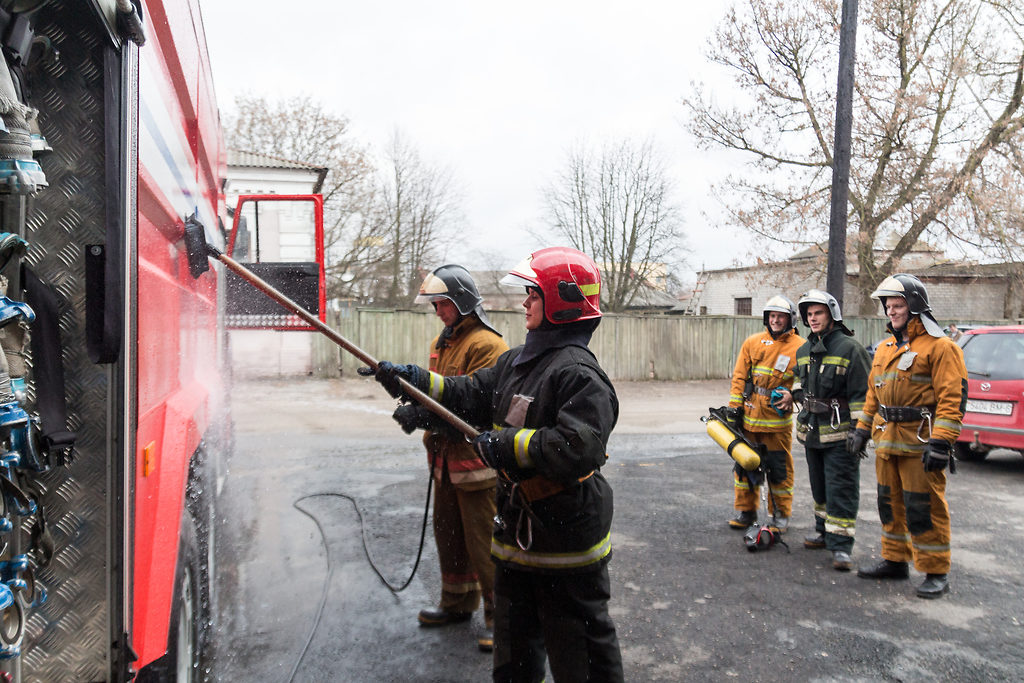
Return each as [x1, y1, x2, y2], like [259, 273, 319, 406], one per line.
[286, 473, 434, 683]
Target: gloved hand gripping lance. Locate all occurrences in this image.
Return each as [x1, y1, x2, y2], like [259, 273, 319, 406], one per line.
[182, 215, 480, 441]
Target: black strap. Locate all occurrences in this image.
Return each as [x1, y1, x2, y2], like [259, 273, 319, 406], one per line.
[22, 266, 77, 460]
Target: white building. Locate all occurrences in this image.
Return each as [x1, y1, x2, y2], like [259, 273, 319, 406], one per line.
[692, 241, 1020, 321]
[224, 150, 328, 377]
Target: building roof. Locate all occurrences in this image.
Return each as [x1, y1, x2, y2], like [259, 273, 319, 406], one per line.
[227, 149, 329, 193]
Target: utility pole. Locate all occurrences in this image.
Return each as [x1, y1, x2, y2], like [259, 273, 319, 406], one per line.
[826, 0, 859, 310]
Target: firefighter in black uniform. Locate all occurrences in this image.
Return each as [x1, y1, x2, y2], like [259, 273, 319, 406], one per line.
[793, 289, 871, 572]
[373, 247, 623, 683]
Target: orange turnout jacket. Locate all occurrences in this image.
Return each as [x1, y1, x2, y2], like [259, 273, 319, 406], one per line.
[424, 315, 508, 489]
[857, 317, 967, 454]
[729, 327, 805, 433]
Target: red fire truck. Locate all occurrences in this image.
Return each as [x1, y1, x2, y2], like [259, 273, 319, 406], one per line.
[0, 1, 323, 681]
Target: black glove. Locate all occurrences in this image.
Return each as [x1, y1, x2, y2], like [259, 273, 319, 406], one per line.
[846, 427, 870, 459]
[733, 461, 764, 487]
[473, 431, 504, 470]
[724, 406, 742, 431]
[392, 404, 449, 435]
[922, 438, 955, 473]
[357, 361, 426, 401]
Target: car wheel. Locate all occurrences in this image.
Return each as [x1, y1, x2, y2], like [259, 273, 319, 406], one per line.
[955, 442, 989, 462]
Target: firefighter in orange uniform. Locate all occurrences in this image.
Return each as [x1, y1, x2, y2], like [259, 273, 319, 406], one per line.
[725, 296, 805, 531]
[392, 265, 508, 650]
[850, 274, 967, 599]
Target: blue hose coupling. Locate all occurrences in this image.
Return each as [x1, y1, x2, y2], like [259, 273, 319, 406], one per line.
[0, 402, 28, 431]
[0, 296, 33, 328]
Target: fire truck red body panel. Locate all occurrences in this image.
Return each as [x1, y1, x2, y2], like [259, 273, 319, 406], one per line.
[133, 0, 226, 669]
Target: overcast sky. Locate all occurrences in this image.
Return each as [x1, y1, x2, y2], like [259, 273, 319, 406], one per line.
[201, 1, 745, 282]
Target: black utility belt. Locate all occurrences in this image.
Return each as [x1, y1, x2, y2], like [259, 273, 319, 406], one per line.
[878, 404, 933, 423]
[804, 397, 848, 415]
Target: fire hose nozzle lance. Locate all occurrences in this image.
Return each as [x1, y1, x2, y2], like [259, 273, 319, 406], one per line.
[180, 215, 479, 440]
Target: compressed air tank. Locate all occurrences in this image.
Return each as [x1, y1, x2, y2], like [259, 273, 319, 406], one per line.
[705, 418, 761, 471]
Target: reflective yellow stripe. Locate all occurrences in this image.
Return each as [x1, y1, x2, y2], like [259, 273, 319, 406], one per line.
[822, 356, 851, 367]
[514, 429, 536, 468]
[579, 283, 600, 296]
[875, 439, 926, 453]
[744, 415, 793, 428]
[913, 542, 951, 552]
[491, 532, 611, 569]
[427, 371, 445, 401]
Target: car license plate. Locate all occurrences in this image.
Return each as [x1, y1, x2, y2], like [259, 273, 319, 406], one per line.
[966, 399, 1013, 416]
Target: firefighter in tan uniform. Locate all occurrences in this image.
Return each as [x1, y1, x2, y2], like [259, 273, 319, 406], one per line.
[392, 264, 508, 649]
[725, 296, 804, 531]
[850, 274, 967, 599]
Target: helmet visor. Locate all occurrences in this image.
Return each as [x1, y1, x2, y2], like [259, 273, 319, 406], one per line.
[414, 272, 452, 305]
[500, 255, 539, 289]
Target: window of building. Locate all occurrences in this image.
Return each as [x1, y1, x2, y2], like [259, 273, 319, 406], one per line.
[734, 297, 752, 316]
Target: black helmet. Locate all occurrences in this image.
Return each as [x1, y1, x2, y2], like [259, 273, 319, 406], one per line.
[871, 273, 943, 337]
[762, 295, 797, 333]
[415, 264, 499, 335]
[797, 289, 853, 336]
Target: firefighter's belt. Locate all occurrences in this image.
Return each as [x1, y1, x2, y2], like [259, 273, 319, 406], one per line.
[518, 471, 595, 502]
[804, 397, 848, 414]
[878, 404, 935, 423]
[751, 386, 773, 397]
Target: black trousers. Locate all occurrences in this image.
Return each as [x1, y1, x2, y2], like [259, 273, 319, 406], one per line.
[804, 442, 859, 553]
[492, 564, 623, 683]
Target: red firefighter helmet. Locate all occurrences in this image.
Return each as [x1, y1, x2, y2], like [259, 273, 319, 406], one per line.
[500, 247, 602, 324]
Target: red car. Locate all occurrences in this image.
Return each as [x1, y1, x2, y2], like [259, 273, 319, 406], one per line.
[956, 325, 1024, 461]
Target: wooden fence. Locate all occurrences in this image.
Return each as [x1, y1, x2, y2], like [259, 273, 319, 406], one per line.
[311, 309, 989, 381]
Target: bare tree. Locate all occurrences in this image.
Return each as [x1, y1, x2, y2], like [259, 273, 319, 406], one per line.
[541, 139, 685, 312]
[684, 0, 1024, 311]
[224, 94, 382, 301]
[375, 132, 461, 307]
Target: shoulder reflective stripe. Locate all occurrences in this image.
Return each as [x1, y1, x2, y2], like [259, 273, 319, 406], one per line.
[427, 371, 445, 400]
[491, 532, 611, 569]
[514, 429, 536, 468]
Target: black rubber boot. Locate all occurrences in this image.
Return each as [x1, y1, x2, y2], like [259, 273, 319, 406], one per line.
[856, 559, 910, 580]
[418, 608, 472, 627]
[916, 573, 949, 599]
[728, 510, 756, 529]
[832, 551, 852, 571]
[803, 533, 825, 549]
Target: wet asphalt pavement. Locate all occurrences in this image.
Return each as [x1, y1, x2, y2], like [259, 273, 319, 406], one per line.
[210, 379, 1024, 682]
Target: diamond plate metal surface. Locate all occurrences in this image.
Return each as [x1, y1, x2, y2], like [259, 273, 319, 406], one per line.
[17, 2, 111, 680]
